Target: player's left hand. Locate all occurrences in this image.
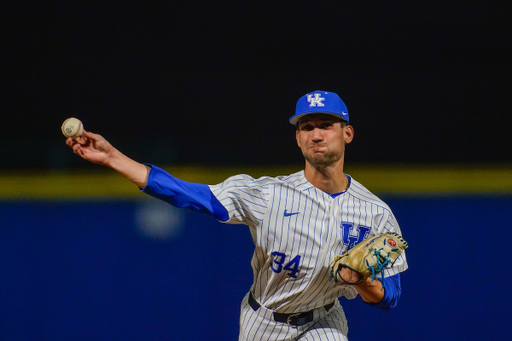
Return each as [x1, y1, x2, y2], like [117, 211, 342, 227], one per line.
[337, 267, 361, 285]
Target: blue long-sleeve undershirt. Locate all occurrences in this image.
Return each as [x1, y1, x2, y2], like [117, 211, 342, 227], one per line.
[141, 164, 229, 221]
[367, 274, 401, 311]
[142, 165, 402, 310]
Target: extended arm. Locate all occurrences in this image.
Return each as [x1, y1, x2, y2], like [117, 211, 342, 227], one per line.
[67, 132, 229, 220]
[66, 130, 149, 188]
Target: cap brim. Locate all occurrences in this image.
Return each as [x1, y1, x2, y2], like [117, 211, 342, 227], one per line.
[289, 112, 347, 125]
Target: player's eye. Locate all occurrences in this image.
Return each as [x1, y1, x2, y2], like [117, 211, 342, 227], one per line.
[300, 124, 314, 131]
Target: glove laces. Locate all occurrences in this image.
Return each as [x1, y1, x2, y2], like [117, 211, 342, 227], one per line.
[366, 246, 398, 290]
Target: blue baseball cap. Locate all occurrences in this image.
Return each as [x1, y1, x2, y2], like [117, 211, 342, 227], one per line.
[289, 90, 349, 125]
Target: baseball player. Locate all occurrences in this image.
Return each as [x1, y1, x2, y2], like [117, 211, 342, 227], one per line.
[66, 90, 408, 340]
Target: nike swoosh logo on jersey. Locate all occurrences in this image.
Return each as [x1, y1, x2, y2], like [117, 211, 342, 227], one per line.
[284, 210, 300, 217]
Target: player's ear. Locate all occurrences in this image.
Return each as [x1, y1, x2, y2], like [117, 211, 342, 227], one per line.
[296, 129, 301, 147]
[344, 125, 354, 144]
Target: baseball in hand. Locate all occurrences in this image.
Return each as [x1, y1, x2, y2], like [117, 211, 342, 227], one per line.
[61, 117, 84, 139]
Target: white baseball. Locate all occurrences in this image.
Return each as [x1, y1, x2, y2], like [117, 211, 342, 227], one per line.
[61, 117, 84, 139]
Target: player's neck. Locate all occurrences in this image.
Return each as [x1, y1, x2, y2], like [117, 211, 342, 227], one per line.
[304, 160, 348, 194]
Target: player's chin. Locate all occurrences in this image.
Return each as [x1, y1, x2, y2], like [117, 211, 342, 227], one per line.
[306, 153, 336, 166]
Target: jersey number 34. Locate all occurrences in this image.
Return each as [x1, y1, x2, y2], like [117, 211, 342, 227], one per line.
[271, 252, 301, 278]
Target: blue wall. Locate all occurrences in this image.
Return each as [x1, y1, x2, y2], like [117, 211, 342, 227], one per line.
[0, 195, 510, 340]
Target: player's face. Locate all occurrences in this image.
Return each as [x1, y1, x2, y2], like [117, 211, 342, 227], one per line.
[295, 114, 354, 167]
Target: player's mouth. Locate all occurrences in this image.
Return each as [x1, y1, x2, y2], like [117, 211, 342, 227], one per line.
[310, 144, 325, 151]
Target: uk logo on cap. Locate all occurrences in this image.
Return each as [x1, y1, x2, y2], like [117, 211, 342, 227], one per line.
[307, 93, 325, 107]
[289, 90, 349, 125]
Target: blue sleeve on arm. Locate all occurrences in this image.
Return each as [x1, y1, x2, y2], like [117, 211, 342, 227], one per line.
[141, 164, 229, 221]
[367, 274, 402, 311]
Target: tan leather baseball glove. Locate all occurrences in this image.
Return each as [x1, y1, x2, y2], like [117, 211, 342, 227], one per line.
[329, 232, 408, 285]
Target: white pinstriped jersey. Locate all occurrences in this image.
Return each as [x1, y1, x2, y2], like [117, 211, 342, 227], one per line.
[209, 170, 408, 314]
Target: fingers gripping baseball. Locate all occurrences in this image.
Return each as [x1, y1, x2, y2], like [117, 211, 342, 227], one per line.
[67, 130, 114, 165]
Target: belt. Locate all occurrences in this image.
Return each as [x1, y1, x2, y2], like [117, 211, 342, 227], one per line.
[248, 292, 335, 327]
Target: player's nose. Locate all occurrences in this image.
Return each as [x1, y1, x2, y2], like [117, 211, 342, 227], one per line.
[311, 127, 324, 141]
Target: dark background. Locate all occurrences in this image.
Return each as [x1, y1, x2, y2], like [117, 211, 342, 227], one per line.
[2, 3, 511, 340]
[3, 1, 511, 169]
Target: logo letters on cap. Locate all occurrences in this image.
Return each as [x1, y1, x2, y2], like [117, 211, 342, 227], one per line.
[307, 93, 325, 107]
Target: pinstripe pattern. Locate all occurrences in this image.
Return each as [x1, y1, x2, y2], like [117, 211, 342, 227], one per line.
[209, 170, 408, 340]
[238, 293, 348, 341]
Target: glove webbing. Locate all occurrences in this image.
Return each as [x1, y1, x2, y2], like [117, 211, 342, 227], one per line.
[366, 245, 399, 291]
